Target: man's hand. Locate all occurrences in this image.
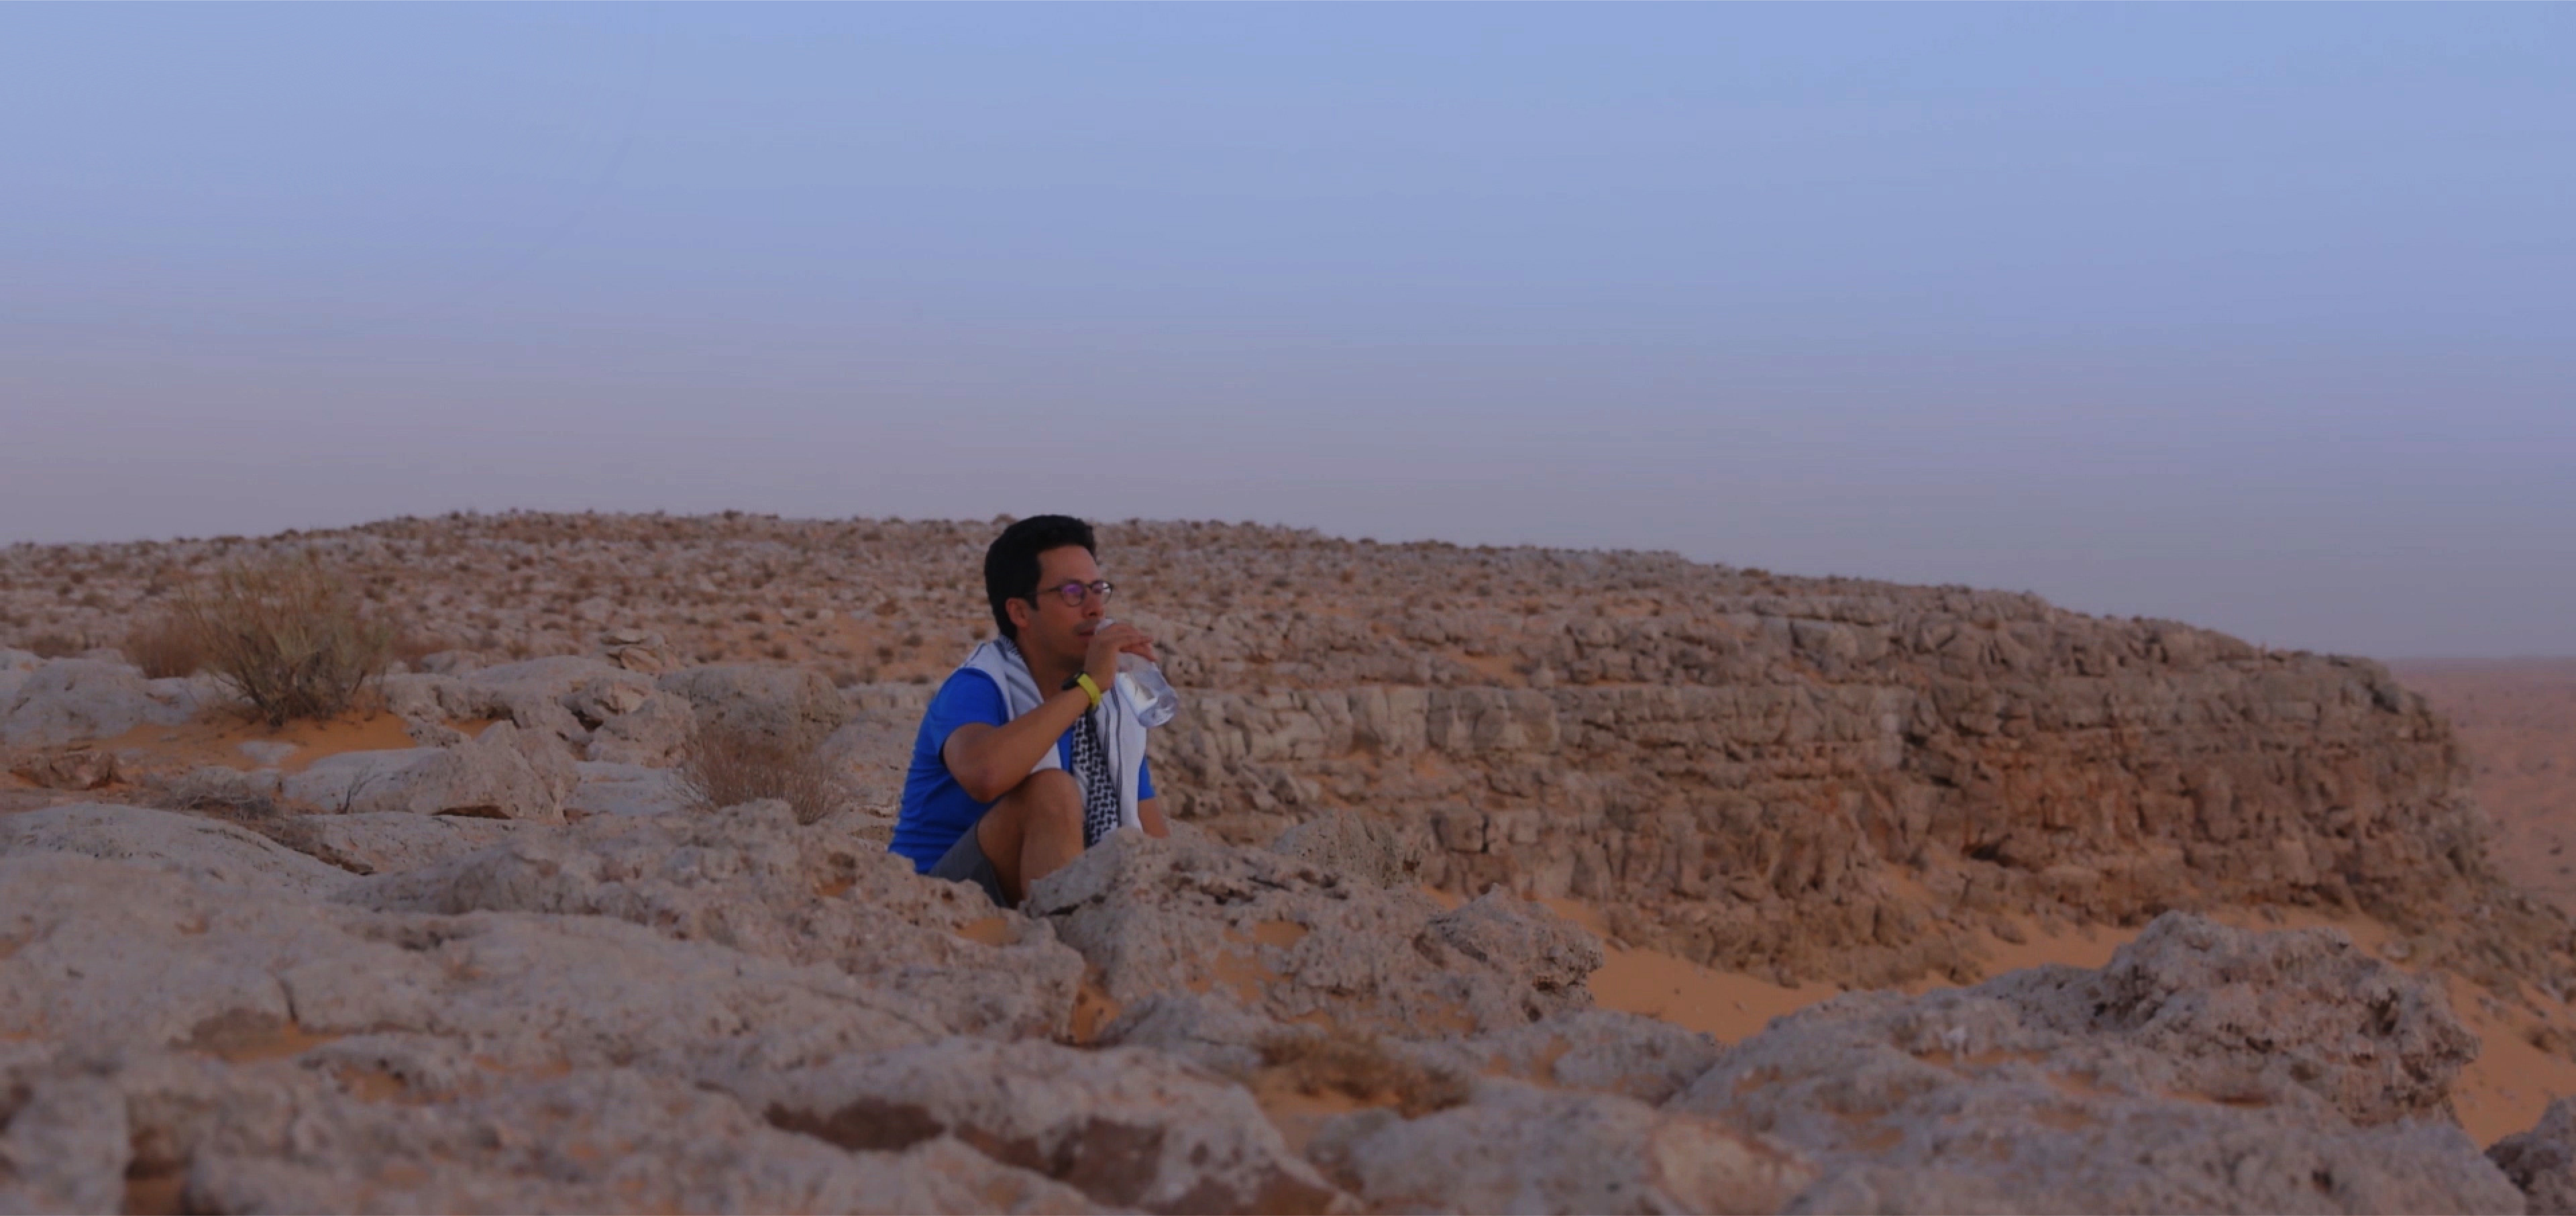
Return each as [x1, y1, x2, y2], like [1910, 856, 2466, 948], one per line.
[1083, 620, 1157, 691]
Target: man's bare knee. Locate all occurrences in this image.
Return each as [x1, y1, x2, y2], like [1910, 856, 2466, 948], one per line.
[1021, 768, 1081, 815]
[992, 768, 1079, 830]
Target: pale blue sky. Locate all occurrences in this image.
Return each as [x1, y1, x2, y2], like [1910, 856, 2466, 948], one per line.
[3, 5, 2570, 658]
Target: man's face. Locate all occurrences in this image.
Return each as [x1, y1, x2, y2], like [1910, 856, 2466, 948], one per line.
[1013, 544, 1105, 660]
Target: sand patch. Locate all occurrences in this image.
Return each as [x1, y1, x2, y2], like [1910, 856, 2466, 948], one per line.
[1067, 975, 1121, 1046]
[124, 1173, 186, 1216]
[95, 711, 493, 776]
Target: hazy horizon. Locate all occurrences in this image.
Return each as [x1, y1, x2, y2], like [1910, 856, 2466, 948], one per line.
[5, 6, 2571, 660]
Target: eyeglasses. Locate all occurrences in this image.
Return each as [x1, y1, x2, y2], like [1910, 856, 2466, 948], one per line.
[1029, 580, 1115, 607]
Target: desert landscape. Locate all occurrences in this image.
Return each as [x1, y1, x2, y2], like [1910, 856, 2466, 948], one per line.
[2390, 660, 2576, 917]
[5, 511, 2576, 1213]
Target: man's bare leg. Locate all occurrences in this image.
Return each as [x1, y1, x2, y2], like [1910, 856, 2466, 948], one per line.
[974, 768, 1085, 904]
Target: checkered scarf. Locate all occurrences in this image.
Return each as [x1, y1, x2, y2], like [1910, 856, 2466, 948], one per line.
[1071, 709, 1120, 848]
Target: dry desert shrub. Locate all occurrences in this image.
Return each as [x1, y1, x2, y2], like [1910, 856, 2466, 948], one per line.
[678, 721, 844, 825]
[170, 558, 393, 726]
[123, 611, 208, 678]
[1256, 1027, 1470, 1117]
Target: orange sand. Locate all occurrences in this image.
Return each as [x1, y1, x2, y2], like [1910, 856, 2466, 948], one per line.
[92, 711, 490, 775]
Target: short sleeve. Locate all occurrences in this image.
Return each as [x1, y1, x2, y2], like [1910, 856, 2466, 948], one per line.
[1137, 754, 1157, 801]
[921, 670, 1010, 758]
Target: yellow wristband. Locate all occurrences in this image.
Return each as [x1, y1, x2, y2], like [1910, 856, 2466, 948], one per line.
[1073, 673, 1104, 708]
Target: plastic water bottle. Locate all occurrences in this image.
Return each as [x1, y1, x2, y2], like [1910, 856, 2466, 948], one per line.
[1099, 619, 1179, 728]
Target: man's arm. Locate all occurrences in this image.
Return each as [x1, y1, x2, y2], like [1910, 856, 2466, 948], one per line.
[944, 622, 1157, 805]
[942, 689, 1091, 803]
[1138, 796, 1169, 838]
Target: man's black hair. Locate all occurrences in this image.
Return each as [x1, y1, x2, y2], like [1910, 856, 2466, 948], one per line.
[984, 515, 1096, 642]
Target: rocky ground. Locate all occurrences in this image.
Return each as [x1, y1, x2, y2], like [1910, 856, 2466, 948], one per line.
[4, 511, 2576, 1212]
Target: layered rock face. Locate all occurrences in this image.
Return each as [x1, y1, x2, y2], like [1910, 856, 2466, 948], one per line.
[1138, 585, 2537, 989]
[2, 513, 2565, 990]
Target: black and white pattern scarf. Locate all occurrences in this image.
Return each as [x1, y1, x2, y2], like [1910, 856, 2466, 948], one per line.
[1072, 709, 1120, 848]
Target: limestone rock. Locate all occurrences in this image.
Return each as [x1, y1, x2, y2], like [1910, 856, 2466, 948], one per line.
[1429, 1007, 1726, 1104]
[7, 746, 119, 791]
[598, 628, 673, 674]
[0, 804, 354, 901]
[2490, 1095, 2576, 1215]
[818, 711, 917, 809]
[337, 800, 1083, 1039]
[282, 722, 575, 822]
[0, 852, 945, 1078]
[753, 1037, 1343, 1215]
[90, 1054, 1100, 1215]
[1307, 1080, 1813, 1215]
[0, 648, 40, 707]
[1026, 830, 1601, 1037]
[658, 663, 853, 748]
[1974, 912, 2477, 1125]
[1268, 808, 1432, 889]
[584, 689, 696, 766]
[0, 1070, 129, 1215]
[278, 813, 521, 877]
[466, 655, 650, 715]
[568, 760, 697, 817]
[1093, 993, 1287, 1078]
[1672, 914, 2518, 1215]
[1, 658, 195, 748]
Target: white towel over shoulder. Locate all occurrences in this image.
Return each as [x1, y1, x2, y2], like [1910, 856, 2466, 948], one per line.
[960, 638, 1146, 834]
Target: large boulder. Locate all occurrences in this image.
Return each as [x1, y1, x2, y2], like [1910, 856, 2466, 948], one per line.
[337, 800, 1083, 1040]
[1670, 913, 2520, 1214]
[281, 721, 576, 822]
[658, 664, 852, 748]
[1028, 829, 1602, 1039]
[1, 658, 199, 747]
[751, 1037, 1343, 1215]
[0, 803, 354, 901]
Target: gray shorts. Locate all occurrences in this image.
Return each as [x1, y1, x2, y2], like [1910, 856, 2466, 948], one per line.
[927, 822, 1012, 909]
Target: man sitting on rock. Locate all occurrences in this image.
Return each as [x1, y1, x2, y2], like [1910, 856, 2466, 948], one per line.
[890, 515, 1169, 906]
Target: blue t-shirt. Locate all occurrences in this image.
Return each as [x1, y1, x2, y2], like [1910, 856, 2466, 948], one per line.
[890, 668, 1155, 872]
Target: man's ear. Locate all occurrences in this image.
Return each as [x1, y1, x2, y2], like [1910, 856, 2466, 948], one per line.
[1004, 597, 1032, 635]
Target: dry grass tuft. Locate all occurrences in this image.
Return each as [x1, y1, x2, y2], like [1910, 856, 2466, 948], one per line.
[170, 558, 393, 726]
[123, 611, 209, 678]
[1256, 1027, 1470, 1117]
[678, 721, 845, 826]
